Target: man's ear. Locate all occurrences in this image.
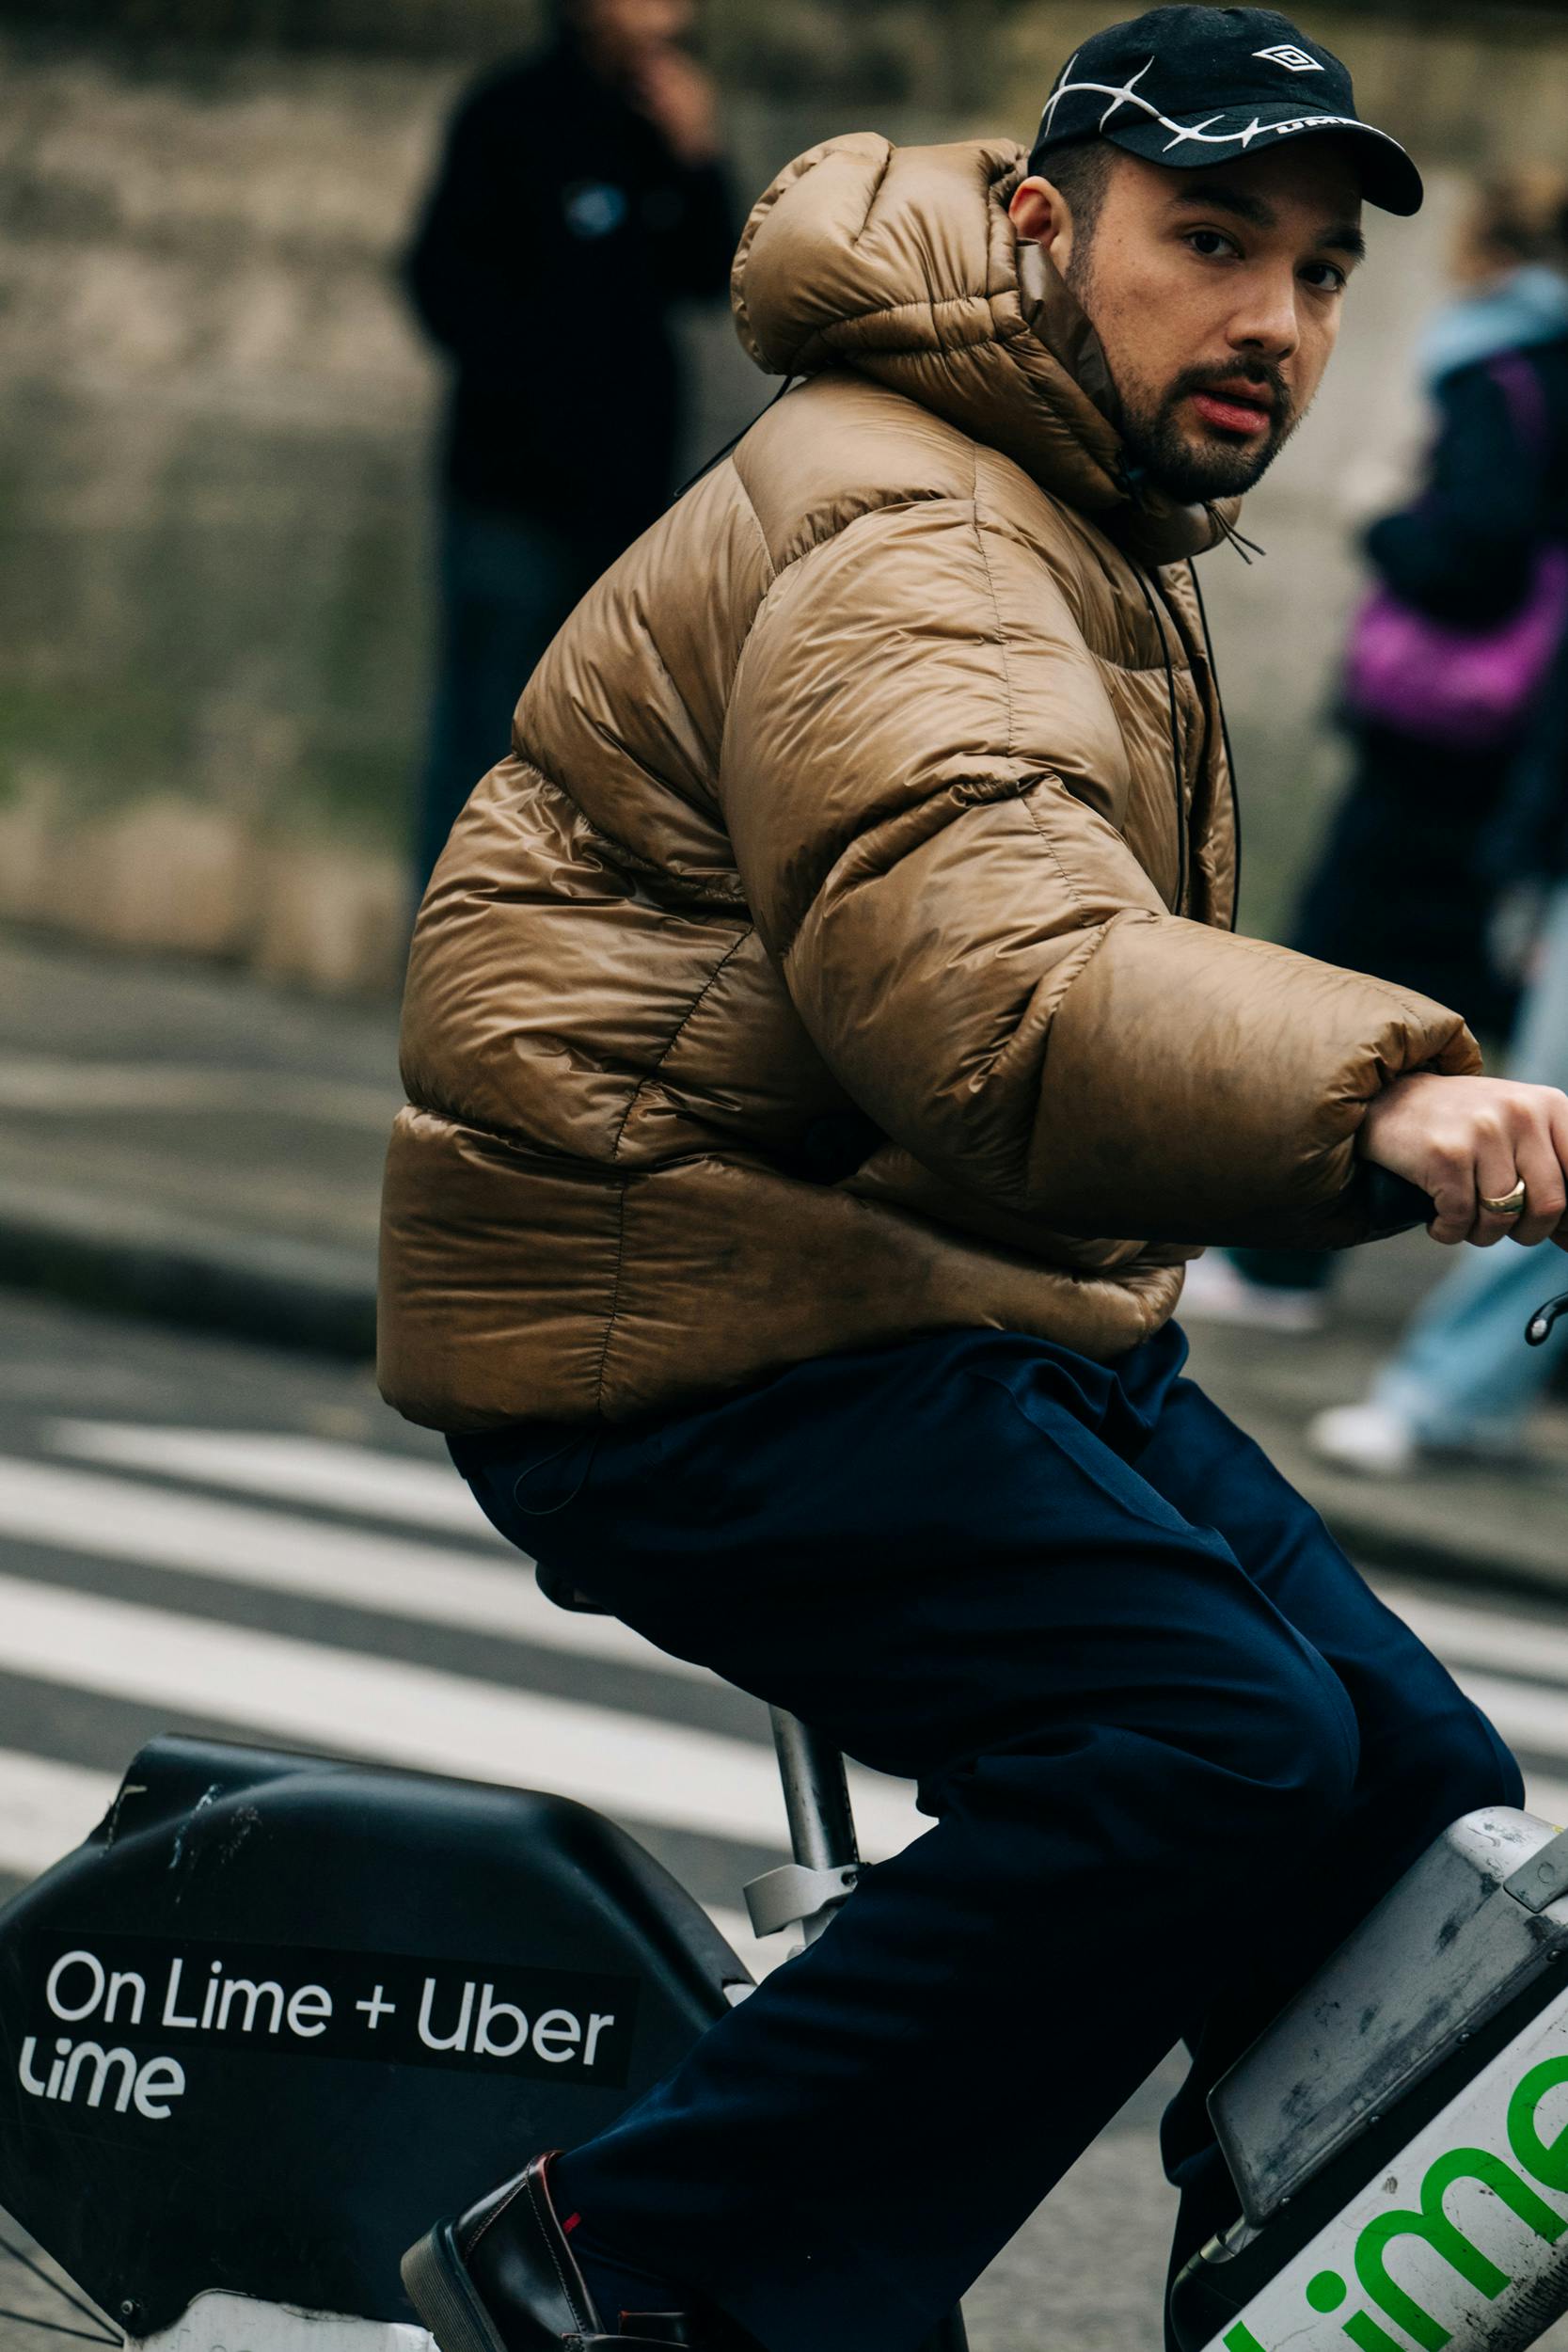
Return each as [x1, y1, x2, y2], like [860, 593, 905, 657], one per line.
[1009, 173, 1075, 278]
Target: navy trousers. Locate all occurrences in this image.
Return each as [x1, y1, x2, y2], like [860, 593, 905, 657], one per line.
[452, 1325, 1522, 2352]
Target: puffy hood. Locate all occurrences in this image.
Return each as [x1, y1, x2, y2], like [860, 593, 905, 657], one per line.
[731, 132, 1237, 565]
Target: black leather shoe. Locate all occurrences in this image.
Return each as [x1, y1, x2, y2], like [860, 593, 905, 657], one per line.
[402, 2151, 701, 2349]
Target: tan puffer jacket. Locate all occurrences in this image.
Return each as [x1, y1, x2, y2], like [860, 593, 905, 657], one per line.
[379, 133, 1479, 1432]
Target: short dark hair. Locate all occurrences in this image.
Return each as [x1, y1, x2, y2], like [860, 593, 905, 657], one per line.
[1033, 136, 1117, 246]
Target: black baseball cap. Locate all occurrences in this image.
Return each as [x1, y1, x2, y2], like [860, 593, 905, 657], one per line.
[1030, 8, 1423, 217]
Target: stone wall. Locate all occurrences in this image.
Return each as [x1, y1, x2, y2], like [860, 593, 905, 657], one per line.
[0, 7, 1563, 989]
[0, 37, 446, 989]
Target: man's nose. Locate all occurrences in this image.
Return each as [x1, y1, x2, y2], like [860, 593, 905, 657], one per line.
[1227, 273, 1300, 361]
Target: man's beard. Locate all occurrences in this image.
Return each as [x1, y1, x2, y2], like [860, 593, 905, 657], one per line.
[1119, 360, 1296, 503]
[1067, 254, 1299, 505]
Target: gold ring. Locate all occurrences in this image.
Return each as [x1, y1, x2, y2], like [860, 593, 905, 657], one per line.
[1481, 1179, 1528, 1218]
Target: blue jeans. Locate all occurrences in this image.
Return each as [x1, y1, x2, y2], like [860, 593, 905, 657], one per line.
[452, 1324, 1519, 2352]
[1372, 882, 1568, 1443]
[416, 500, 610, 890]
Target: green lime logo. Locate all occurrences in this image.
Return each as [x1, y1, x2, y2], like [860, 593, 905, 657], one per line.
[1220, 2055, 1568, 2352]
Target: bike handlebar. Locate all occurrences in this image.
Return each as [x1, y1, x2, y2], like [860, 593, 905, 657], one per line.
[1363, 1167, 1435, 1237]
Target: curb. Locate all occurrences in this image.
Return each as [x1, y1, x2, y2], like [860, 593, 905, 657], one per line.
[0, 1182, 375, 1361]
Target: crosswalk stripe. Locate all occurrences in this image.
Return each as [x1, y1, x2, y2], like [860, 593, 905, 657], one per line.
[0, 1454, 711, 1680]
[0, 1747, 794, 1979]
[0, 1569, 923, 1860]
[0, 1732, 1562, 1988]
[1452, 1668, 1568, 1771]
[48, 1422, 499, 1540]
[23, 1454, 1568, 1762]
[8, 1446, 1566, 1950]
[0, 1749, 119, 1881]
[1382, 1582, 1568, 1692]
[1528, 1773, 1568, 1828]
[2, 1591, 1567, 1990]
[1, 1726, 1560, 1899]
[53, 1441, 1568, 1712]
[32, 1454, 1568, 1707]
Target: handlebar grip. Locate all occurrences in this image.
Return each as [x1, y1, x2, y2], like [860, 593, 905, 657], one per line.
[1362, 1166, 1435, 1237]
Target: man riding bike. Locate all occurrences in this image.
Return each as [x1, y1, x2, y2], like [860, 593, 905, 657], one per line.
[379, 11, 1568, 2347]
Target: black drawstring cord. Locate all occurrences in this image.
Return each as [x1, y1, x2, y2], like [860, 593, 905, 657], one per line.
[1211, 506, 1269, 565]
[1131, 562, 1189, 917]
[1189, 557, 1243, 931]
[670, 373, 801, 505]
[1117, 461, 1265, 564]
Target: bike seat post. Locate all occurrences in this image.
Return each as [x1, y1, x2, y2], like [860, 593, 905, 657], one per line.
[770, 1708, 860, 1881]
[763, 1724, 970, 2352]
[743, 1709, 862, 1948]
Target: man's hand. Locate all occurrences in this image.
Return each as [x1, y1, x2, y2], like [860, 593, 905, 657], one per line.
[1358, 1072, 1568, 1249]
[632, 46, 721, 168]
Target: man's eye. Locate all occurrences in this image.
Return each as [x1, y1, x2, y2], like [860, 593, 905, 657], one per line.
[1302, 262, 1347, 293]
[1186, 230, 1238, 260]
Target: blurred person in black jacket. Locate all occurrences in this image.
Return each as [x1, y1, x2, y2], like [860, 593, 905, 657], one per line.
[1186, 171, 1568, 1334]
[404, 0, 738, 887]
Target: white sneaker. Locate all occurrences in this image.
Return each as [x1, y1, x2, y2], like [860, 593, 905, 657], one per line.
[1309, 1400, 1532, 1476]
[1307, 1402, 1418, 1476]
[1179, 1252, 1328, 1335]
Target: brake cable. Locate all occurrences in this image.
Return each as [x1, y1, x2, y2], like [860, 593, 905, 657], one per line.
[1528, 1289, 1568, 1345]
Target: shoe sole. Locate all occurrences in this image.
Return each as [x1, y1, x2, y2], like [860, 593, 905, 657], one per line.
[402, 2222, 514, 2352]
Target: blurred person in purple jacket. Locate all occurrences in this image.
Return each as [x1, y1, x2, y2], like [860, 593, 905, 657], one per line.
[1185, 170, 1568, 1336]
[404, 0, 737, 889]
[1308, 609, 1568, 1472]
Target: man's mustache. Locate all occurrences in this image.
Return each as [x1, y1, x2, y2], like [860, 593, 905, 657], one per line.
[1167, 361, 1293, 431]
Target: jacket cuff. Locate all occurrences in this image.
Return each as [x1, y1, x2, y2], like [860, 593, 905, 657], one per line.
[1022, 911, 1481, 1248]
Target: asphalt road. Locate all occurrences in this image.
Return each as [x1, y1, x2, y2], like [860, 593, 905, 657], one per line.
[4, 1292, 1568, 2352]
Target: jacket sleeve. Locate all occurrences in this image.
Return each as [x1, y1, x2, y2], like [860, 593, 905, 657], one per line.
[720, 493, 1480, 1247]
[1366, 362, 1544, 628]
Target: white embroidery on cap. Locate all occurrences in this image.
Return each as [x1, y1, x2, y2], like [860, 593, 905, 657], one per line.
[1254, 44, 1323, 72]
[1040, 59, 1298, 151]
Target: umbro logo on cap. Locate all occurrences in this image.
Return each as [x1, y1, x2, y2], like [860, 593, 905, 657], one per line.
[1255, 43, 1323, 72]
